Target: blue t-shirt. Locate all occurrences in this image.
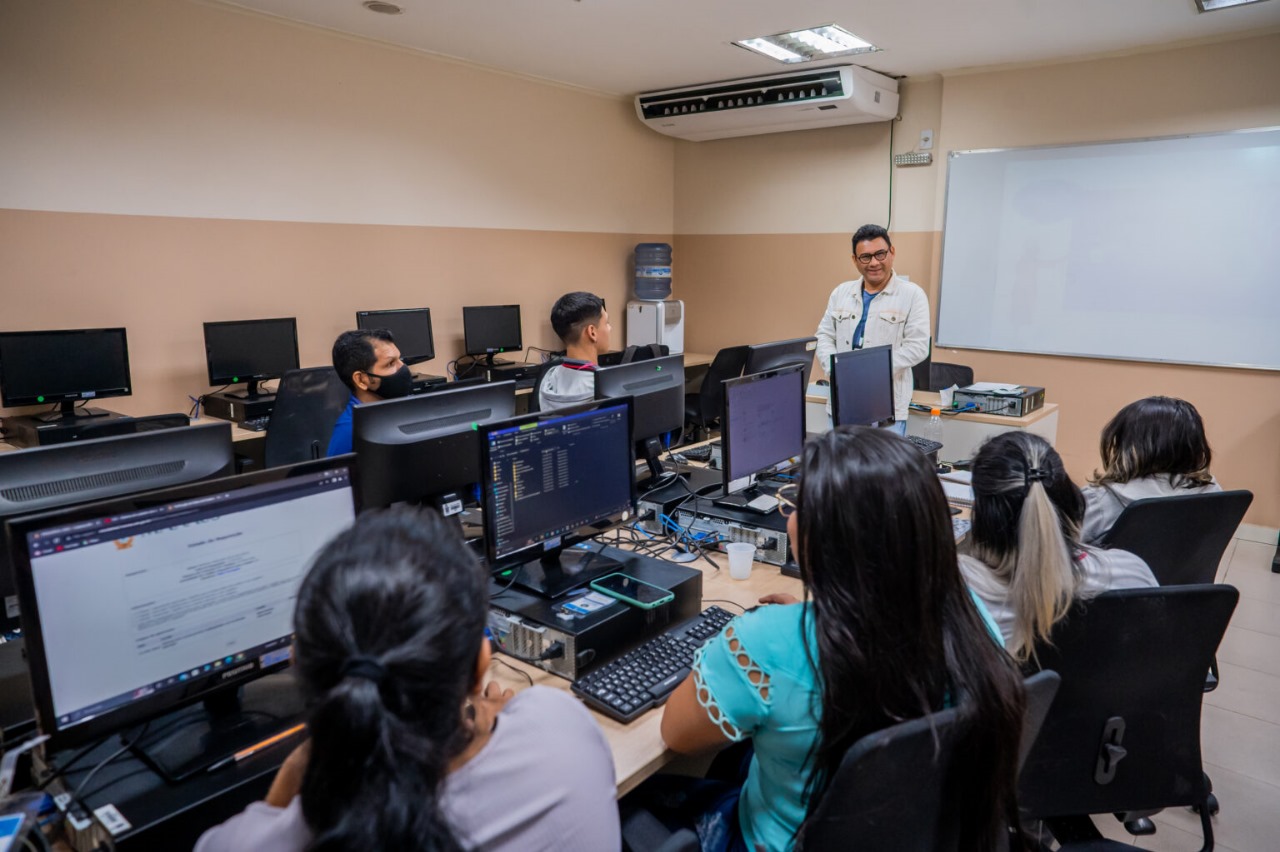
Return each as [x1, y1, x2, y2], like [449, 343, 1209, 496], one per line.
[852, 287, 878, 349]
[691, 592, 1003, 851]
[326, 395, 359, 457]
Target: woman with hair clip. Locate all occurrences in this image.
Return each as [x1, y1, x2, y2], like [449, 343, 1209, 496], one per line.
[1079, 396, 1221, 545]
[658, 427, 1027, 852]
[959, 431, 1157, 662]
[196, 507, 620, 852]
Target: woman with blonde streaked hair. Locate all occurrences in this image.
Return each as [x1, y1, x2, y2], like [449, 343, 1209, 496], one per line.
[959, 431, 1157, 661]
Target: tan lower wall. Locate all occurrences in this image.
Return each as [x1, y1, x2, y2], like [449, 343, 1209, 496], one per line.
[0, 208, 665, 417]
[676, 230, 1279, 529]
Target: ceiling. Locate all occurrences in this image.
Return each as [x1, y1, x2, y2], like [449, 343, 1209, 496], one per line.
[218, 0, 1280, 95]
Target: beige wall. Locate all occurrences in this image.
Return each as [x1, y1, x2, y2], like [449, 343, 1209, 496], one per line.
[0, 0, 673, 418]
[674, 35, 1280, 527]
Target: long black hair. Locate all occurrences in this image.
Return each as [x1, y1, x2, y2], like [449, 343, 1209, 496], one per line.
[795, 427, 1025, 849]
[1092, 396, 1213, 487]
[293, 506, 488, 852]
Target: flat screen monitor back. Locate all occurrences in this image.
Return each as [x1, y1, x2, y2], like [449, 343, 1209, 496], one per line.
[0, 422, 235, 634]
[203, 318, 300, 397]
[0, 328, 131, 418]
[831, 345, 895, 428]
[356, 308, 435, 365]
[462, 305, 522, 356]
[594, 355, 684, 442]
[744, 337, 817, 390]
[353, 381, 517, 508]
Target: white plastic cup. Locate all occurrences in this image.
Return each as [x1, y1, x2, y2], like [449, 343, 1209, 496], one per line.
[725, 542, 756, 580]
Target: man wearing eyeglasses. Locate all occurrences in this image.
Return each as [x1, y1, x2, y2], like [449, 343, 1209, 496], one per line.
[814, 224, 931, 434]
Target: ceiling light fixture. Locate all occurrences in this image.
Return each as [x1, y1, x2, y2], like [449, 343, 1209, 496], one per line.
[1195, 0, 1270, 10]
[362, 1, 403, 14]
[734, 24, 878, 65]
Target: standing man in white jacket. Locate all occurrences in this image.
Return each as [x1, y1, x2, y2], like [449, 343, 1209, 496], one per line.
[814, 224, 931, 434]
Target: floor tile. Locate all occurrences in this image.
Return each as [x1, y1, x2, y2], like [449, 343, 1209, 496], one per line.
[1149, 763, 1280, 852]
[1200, 703, 1280, 790]
[1204, 661, 1280, 726]
[1216, 626, 1280, 680]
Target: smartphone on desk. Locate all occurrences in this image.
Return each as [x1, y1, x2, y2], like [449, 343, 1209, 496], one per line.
[589, 572, 674, 610]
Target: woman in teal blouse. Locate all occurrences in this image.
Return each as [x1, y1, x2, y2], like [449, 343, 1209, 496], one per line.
[660, 427, 1026, 851]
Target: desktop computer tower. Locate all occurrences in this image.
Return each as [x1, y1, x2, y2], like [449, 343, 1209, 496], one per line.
[201, 391, 275, 424]
[1, 412, 130, 448]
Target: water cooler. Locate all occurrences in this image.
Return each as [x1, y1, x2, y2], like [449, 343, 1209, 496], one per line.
[626, 243, 685, 354]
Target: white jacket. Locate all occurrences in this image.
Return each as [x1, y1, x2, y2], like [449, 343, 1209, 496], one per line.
[814, 273, 931, 422]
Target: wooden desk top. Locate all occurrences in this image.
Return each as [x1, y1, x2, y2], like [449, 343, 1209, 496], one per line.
[484, 551, 802, 797]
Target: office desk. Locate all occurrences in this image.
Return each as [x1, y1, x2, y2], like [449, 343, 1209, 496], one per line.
[486, 552, 801, 796]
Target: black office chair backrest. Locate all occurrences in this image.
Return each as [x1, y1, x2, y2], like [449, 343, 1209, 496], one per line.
[528, 357, 564, 413]
[72, 412, 190, 441]
[1019, 670, 1061, 771]
[263, 367, 350, 468]
[1020, 585, 1238, 820]
[1100, 490, 1253, 586]
[620, 343, 669, 364]
[686, 345, 749, 428]
[924, 362, 975, 391]
[799, 704, 968, 852]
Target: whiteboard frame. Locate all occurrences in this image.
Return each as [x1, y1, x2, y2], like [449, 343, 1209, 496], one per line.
[935, 125, 1280, 373]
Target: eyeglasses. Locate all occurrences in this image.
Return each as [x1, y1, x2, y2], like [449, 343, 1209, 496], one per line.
[855, 248, 890, 264]
[776, 483, 798, 518]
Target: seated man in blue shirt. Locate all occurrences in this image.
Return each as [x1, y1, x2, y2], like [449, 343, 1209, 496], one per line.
[326, 328, 413, 456]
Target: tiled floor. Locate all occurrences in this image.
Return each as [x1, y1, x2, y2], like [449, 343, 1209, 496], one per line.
[1088, 528, 1280, 852]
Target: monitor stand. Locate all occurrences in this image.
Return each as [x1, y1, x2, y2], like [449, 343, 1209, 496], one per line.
[712, 476, 776, 513]
[33, 399, 112, 422]
[224, 378, 272, 401]
[508, 544, 625, 599]
[131, 674, 306, 783]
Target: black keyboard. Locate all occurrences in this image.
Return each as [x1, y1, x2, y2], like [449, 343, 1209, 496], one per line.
[681, 444, 713, 462]
[907, 435, 942, 456]
[572, 606, 734, 723]
[240, 416, 270, 432]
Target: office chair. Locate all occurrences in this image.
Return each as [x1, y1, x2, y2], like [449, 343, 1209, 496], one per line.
[619, 343, 669, 364]
[528, 357, 564, 413]
[263, 367, 350, 468]
[71, 412, 190, 440]
[1099, 491, 1253, 587]
[683, 345, 748, 440]
[1019, 585, 1239, 851]
[923, 362, 975, 391]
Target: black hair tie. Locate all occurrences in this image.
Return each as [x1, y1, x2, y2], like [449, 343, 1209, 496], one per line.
[340, 656, 387, 685]
[1025, 467, 1048, 485]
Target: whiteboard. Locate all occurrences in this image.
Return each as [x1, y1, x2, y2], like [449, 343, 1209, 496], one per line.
[935, 128, 1280, 371]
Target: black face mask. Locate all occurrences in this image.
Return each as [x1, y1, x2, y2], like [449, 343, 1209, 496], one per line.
[367, 364, 413, 399]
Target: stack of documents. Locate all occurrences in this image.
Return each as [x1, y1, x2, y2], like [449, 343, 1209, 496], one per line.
[938, 469, 974, 506]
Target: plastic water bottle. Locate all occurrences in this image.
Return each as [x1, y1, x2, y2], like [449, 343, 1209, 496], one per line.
[926, 407, 943, 446]
[634, 243, 672, 300]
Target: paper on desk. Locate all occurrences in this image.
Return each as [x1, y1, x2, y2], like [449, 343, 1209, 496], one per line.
[939, 469, 972, 484]
[965, 382, 1024, 393]
[939, 385, 958, 407]
[807, 383, 830, 399]
[940, 479, 974, 506]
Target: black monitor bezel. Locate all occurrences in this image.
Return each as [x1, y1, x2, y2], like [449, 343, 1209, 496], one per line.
[593, 354, 685, 444]
[0, 327, 133, 408]
[744, 336, 818, 390]
[720, 364, 806, 490]
[462, 305, 523, 356]
[202, 317, 301, 387]
[831, 345, 896, 429]
[355, 308, 436, 366]
[6, 455, 359, 751]
[478, 397, 636, 572]
[352, 380, 518, 508]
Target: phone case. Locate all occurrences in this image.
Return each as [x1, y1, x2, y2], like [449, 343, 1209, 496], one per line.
[589, 573, 674, 609]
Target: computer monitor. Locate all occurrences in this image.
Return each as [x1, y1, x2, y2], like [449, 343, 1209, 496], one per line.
[593, 354, 685, 482]
[831, 345, 895, 428]
[744, 337, 818, 390]
[353, 381, 518, 511]
[479, 398, 636, 598]
[356, 308, 435, 366]
[0, 328, 131, 422]
[7, 457, 357, 779]
[463, 305, 523, 364]
[719, 365, 806, 504]
[203, 317, 300, 399]
[0, 422, 235, 635]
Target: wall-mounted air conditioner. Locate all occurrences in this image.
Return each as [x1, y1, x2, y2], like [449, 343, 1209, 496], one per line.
[635, 65, 899, 142]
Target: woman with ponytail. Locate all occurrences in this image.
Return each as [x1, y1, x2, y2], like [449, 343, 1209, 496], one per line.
[658, 427, 1026, 851]
[960, 431, 1156, 661]
[196, 507, 620, 852]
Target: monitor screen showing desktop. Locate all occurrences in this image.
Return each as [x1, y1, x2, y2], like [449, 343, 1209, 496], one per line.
[203, 317, 300, 399]
[8, 459, 357, 758]
[0, 423, 236, 635]
[353, 381, 517, 510]
[0, 328, 131, 420]
[593, 354, 684, 480]
[721, 365, 806, 494]
[356, 308, 435, 365]
[831, 345, 895, 428]
[463, 305, 522, 357]
[744, 337, 817, 391]
[479, 399, 635, 597]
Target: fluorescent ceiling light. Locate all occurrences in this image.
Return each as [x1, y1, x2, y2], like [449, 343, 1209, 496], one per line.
[735, 24, 878, 64]
[1195, 0, 1270, 9]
